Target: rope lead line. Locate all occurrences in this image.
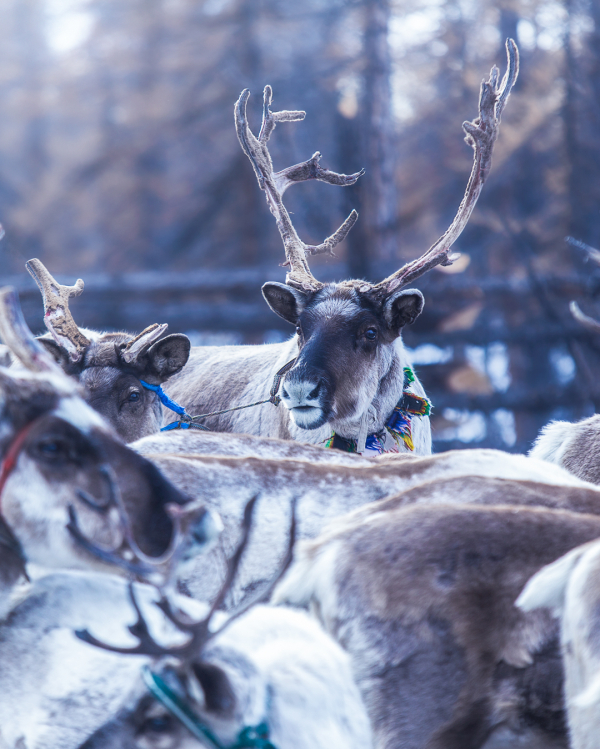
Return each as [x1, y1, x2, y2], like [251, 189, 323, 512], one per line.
[147, 358, 297, 432]
[142, 666, 277, 749]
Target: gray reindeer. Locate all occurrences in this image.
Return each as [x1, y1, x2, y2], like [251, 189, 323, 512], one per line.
[0, 285, 215, 579]
[23, 41, 518, 457]
[164, 40, 518, 456]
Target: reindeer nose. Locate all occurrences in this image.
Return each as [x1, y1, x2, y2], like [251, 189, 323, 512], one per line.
[308, 383, 321, 399]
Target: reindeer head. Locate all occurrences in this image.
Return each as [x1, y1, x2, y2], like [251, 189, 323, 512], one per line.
[0, 287, 211, 576]
[237, 40, 518, 433]
[77, 497, 296, 749]
[26, 259, 191, 442]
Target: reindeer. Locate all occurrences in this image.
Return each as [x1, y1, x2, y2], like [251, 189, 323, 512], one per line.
[21, 258, 192, 443]
[1, 503, 371, 749]
[0, 286, 215, 577]
[124, 441, 600, 606]
[273, 501, 600, 749]
[161, 40, 519, 455]
[517, 538, 600, 749]
[529, 299, 600, 484]
[23, 42, 517, 455]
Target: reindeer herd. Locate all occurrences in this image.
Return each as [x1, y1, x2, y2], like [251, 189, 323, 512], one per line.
[2, 37, 600, 749]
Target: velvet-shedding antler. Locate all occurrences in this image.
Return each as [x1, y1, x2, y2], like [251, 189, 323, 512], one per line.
[25, 259, 91, 363]
[76, 496, 297, 661]
[373, 38, 519, 294]
[235, 85, 364, 292]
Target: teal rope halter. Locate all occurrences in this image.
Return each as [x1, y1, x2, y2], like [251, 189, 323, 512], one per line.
[142, 666, 277, 749]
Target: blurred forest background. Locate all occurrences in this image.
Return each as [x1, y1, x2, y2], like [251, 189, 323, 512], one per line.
[0, 0, 599, 452]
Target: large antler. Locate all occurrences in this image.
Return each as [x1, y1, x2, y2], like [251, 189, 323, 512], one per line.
[235, 85, 364, 292]
[0, 286, 64, 374]
[76, 496, 297, 661]
[373, 38, 519, 294]
[26, 259, 90, 363]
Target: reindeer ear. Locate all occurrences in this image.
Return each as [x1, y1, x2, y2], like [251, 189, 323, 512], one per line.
[191, 661, 237, 716]
[36, 337, 72, 370]
[383, 288, 424, 335]
[262, 282, 308, 325]
[145, 334, 191, 381]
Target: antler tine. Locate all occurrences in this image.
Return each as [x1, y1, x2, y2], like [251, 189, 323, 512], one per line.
[374, 38, 519, 294]
[26, 258, 90, 363]
[76, 581, 178, 657]
[206, 497, 298, 643]
[76, 494, 298, 668]
[157, 495, 297, 648]
[0, 286, 63, 374]
[121, 323, 168, 364]
[75, 495, 261, 661]
[235, 86, 364, 292]
[570, 301, 600, 334]
[158, 494, 261, 638]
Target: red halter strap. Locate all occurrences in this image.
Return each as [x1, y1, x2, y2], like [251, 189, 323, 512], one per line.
[0, 419, 39, 513]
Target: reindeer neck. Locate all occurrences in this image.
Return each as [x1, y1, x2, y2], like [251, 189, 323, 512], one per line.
[326, 339, 432, 456]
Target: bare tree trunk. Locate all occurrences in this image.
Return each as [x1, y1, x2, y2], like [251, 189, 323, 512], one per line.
[358, 0, 397, 269]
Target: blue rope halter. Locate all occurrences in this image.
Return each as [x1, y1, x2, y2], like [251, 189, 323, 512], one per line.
[139, 381, 209, 431]
[142, 666, 277, 748]
[140, 358, 297, 433]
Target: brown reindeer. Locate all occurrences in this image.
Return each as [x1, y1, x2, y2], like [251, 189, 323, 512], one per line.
[275, 501, 600, 749]
[160, 40, 519, 455]
[23, 258, 191, 443]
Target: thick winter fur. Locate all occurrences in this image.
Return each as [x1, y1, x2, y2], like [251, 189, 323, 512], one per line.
[0, 366, 198, 574]
[1, 571, 370, 749]
[518, 539, 600, 749]
[144, 447, 600, 606]
[133, 428, 375, 465]
[164, 282, 431, 454]
[530, 415, 600, 485]
[81, 604, 372, 749]
[0, 571, 207, 749]
[275, 503, 600, 749]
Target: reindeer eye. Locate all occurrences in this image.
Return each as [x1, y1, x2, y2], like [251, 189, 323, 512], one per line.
[365, 328, 377, 340]
[39, 440, 63, 456]
[31, 437, 73, 464]
[141, 715, 173, 734]
[128, 391, 141, 403]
